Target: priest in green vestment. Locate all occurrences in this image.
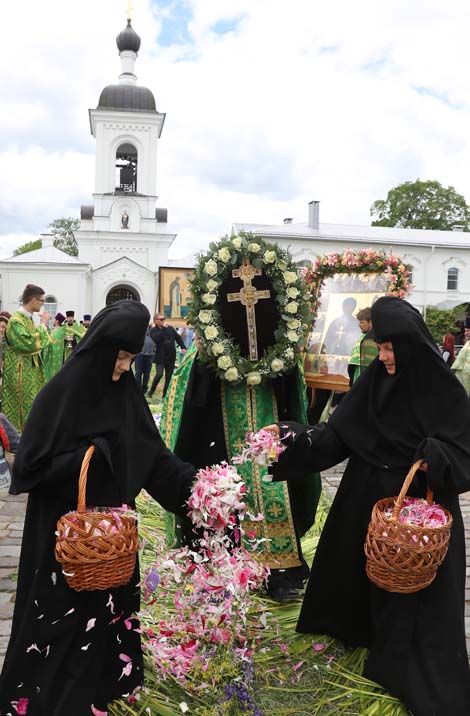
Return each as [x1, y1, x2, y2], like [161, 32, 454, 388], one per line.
[161, 235, 321, 600]
[347, 306, 378, 385]
[2, 284, 51, 431]
[63, 310, 86, 361]
[42, 312, 67, 382]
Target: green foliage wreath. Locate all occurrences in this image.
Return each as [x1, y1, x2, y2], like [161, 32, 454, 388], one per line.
[188, 234, 312, 385]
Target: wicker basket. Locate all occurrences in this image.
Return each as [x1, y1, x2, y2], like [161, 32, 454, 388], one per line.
[364, 460, 452, 594]
[55, 446, 139, 591]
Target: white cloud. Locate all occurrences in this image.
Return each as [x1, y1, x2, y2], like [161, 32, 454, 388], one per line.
[2, 0, 470, 261]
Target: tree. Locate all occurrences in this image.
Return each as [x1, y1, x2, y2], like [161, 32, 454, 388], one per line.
[370, 179, 470, 231]
[13, 239, 42, 256]
[424, 305, 465, 342]
[48, 217, 80, 256]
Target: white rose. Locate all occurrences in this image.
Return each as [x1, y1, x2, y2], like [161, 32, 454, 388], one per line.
[287, 319, 301, 329]
[204, 325, 218, 340]
[263, 250, 277, 264]
[284, 271, 298, 284]
[202, 293, 217, 305]
[285, 348, 295, 360]
[246, 371, 262, 385]
[198, 310, 212, 324]
[217, 355, 232, 369]
[232, 237, 242, 250]
[288, 330, 299, 342]
[248, 242, 261, 253]
[206, 279, 218, 292]
[287, 286, 299, 298]
[285, 301, 299, 314]
[212, 342, 225, 355]
[271, 358, 284, 372]
[204, 259, 218, 276]
[277, 260, 288, 270]
[218, 247, 231, 263]
[224, 367, 239, 382]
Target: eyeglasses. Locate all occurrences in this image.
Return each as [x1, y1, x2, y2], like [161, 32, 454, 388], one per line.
[36, 298, 45, 303]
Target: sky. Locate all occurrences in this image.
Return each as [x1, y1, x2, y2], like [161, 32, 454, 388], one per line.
[2, 0, 470, 260]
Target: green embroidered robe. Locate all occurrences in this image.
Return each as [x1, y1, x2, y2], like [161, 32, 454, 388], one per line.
[42, 325, 66, 382]
[2, 312, 50, 431]
[452, 341, 470, 395]
[64, 321, 86, 360]
[161, 348, 321, 570]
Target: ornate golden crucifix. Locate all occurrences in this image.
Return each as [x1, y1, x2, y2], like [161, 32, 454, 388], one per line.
[227, 261, 270, 361]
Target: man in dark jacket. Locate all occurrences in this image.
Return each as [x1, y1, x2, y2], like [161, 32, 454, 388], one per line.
[148, 313, 186, 398]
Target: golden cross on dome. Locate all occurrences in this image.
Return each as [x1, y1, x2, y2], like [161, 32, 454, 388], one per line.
[227, 261, 270, 361]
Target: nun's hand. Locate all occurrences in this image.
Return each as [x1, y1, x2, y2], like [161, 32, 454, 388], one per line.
[420, 461, 428, 472]
[263, 424, 280, 439]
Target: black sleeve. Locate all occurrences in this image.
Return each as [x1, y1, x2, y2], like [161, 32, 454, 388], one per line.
[416, 437, 470, 496]
[145, 446, 196, 519]
[173, 328, 186, 350]
[272, 421, 351, 481]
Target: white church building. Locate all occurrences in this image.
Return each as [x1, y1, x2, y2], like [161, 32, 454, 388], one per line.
[0, 18, 175, 319]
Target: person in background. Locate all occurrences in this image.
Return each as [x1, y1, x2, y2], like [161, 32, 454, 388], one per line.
[42, 312, 67, 382]
[2, 284, 50, 431]
[0, 412, 20, 490]
[83, 314, 92, 330]
[177, 323, 195, 362]
[347, 307, 378, 386]
[0, 314, 9, 407]
[441, 332, 455, 366]
[148, 313, 186, 398]
[134, 326, 155, 394]
[452, 337, 470, 394]
[64, 311, 85, 361]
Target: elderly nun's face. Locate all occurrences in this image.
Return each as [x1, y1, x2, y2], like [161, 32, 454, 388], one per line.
[112, 350, 138, 381]
[377, 341, 396, 375]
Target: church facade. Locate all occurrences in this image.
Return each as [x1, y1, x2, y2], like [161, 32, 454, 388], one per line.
[0, 19, 175, 319]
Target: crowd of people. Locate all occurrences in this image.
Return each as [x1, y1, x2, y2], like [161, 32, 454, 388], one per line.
[1, 260, 470, 715]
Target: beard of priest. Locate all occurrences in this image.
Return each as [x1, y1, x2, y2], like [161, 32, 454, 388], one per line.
[161, 269, 321, 601]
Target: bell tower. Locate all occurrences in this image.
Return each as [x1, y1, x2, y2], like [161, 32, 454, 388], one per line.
[77, 16, 174, 279]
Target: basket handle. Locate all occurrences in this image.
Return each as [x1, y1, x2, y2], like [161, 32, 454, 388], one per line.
[77, 446, 96, 514]
[391, 460, 433, 520]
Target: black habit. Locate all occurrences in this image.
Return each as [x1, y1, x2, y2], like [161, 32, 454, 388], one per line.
[0, 300, 195, 716]
[273, 296, 470, 716]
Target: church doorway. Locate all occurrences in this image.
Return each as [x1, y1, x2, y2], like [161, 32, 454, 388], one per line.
[106, 285, 140, 305]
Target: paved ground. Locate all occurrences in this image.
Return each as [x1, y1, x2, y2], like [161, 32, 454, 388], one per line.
[1, 462, 470, 669]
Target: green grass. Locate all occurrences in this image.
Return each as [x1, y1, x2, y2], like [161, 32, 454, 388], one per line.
[109, 493, 408, 716]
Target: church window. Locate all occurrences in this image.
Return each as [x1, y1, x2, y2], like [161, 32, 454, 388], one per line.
[44, 296, 58, 326]
[106, 285, 140, 305]
[447, 267, 459, 291]
[115, 143, 137, 193]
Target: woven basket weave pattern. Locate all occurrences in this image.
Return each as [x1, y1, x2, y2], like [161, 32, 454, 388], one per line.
[55, 446, 139, 592]
[364, 461, 452, 594]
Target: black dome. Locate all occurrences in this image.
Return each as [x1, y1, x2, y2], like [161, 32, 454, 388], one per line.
[116, 19, 141, 53]
[98, 84, 156, 112]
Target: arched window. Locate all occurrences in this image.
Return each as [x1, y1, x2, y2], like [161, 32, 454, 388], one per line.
[44, 295, 58, 327]
[106, 285, 140, 305]
[447, 267, 459, 291]
[115, 142, 137, 193]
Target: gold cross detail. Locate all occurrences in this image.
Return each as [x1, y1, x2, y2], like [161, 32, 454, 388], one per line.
[233, 438, 246, 453]
[227, 261, 270, 360]
[267, 503, 283, 519]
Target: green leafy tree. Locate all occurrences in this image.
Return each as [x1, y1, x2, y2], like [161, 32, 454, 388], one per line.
[48, 217, 80, 256]
[424, 305, 466, 342]
[13, 239, 42, 256]
[371, 179, 470, 231]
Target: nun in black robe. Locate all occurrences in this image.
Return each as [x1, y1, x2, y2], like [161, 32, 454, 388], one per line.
[272, 296, 470, 716]
[0, 300, 195, 716]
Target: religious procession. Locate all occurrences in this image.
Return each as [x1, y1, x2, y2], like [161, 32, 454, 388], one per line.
[3, 3, 470, 716]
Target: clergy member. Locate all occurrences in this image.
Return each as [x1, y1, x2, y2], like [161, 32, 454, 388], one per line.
[161, 236, 321, 601]
[64, 310, 85, 360]
[42, 312, 66, 382]
[2, 284, 51, 431]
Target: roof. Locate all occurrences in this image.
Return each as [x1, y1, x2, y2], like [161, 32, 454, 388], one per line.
[232, 221, 470, 250]
[116, 19, 141, 53]
[1, 246, 87, 264]
[97, 84, 156, 112]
